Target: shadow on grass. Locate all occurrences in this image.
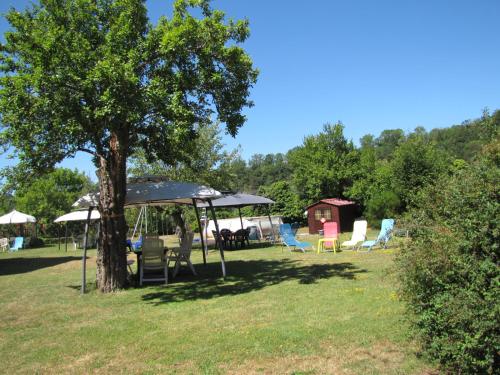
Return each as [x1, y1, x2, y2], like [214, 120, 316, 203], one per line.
[0, 256, 81, 276]
[141, 259, 367, 304]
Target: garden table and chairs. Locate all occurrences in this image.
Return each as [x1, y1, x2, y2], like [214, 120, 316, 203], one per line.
[127, 234, 197, 285]
[212, 228, 250, 250]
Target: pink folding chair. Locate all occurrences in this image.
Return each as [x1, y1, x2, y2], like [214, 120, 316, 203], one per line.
[317, 221, 339, 253]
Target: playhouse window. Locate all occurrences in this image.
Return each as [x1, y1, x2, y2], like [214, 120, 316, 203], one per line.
[314, 208, 331, 220]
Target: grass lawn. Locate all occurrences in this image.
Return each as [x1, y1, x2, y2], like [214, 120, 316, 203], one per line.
[0, 231, 433, 374]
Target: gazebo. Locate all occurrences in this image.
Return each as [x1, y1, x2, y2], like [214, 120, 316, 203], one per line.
[196, 193, 276, 250]
[72, 177, 227, 293]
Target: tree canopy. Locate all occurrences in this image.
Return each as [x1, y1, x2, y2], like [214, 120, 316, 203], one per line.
[0, 0, 258, 172]
[0, 0, 258, 292]
[14, 168, 94, 235]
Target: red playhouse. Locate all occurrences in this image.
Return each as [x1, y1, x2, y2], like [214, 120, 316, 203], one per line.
[306, 198, 358, 234]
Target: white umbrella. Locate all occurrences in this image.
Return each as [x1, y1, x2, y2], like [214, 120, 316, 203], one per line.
[54, 210, 101, 223]
[0, 209, 36, 224]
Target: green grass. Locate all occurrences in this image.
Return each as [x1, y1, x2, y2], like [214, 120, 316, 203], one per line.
[0, 231, 433, 374]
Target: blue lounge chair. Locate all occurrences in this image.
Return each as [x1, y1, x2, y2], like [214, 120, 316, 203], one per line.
[279, 224, 312, 252]
[359, 219, 394, 252]
[10, 237, 24, 251]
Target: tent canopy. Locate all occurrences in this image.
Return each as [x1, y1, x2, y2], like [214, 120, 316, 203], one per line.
[196, 193, 274, 208]
[73, 180, 222, 209]
[54, 210, 101, 223]
[0, 209, 36, 224]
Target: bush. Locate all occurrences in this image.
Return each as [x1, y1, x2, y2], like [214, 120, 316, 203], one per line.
[365, 190, 400, 226]
[25, 237, 45, 248]
[396, 157, 499, 373]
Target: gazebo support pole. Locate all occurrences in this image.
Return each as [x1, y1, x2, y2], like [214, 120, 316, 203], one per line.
[238, 207, 244, 230]
[81, 207, 93, 295]
[203, 208, 208, 254]
[58, 225, 61, 251]
[267, 205, 275, 243]
[192, 199, 206, 265]
[208, 200, 226, 278]
[64, 222, 68, 252]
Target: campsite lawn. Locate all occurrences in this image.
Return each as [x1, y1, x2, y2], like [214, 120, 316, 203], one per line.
[0, 232, 434, 374]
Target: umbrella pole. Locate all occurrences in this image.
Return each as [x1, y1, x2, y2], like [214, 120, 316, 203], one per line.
[192, 199, 206, 265]
[58, 225, 60, 251]
[81, 207, 93, 295]
[64, 223, 68, 252]
[208, 200, 226, 278]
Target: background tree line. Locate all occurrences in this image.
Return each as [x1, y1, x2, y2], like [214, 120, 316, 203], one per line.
[222, 108, 499, 226]
[2, 108, 497, 235]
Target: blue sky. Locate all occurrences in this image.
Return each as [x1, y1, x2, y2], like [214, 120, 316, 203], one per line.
[1, 0, 499, 179]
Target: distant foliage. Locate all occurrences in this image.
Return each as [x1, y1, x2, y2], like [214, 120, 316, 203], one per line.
[14, 168, 94, 236]
[389, 134, 449, 210]
[428, 109, 500, 161]
[396, 153, 499, 373]
[364, 190, 400, 226]
[258, 181, 305, 223]
[288, 122, 356, 202]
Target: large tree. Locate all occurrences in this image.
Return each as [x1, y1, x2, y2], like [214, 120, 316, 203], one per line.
[288, 122, 356, 203]
[0, 0, 258, 292]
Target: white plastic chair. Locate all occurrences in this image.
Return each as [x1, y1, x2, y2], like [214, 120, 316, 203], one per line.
[341, 220, 367, 250]
[170, 232, 196, 278]
[139, 237, 168, 286]
[0, 238, 9, 252]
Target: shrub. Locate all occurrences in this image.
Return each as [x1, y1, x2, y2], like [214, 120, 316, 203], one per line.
[25, 237, 45, 248]
[365, 190, 400, 226]
[396, 157, 499, 373]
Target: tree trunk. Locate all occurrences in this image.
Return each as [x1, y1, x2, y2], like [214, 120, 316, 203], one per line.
[96, 132, 128, 292]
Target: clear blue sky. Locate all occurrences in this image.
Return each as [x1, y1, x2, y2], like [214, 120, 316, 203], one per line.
[1, 0, 499, 179]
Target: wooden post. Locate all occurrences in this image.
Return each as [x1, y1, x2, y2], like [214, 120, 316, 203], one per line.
[81, 207, 93, 295]
[192, 199, 207, 265]
[208, 200, 226, 278]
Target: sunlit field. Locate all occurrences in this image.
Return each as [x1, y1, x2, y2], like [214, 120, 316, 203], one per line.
[0, 231, 434, 374]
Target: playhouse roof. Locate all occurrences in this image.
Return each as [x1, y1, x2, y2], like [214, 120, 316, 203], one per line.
[306, 198, 355, 209]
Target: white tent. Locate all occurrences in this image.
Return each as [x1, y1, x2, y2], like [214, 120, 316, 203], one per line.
[203, 216, 283, 240]
[204, 217, 256, 235]
[54, 210, 101, 223]
[0, 210, 36, 224]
